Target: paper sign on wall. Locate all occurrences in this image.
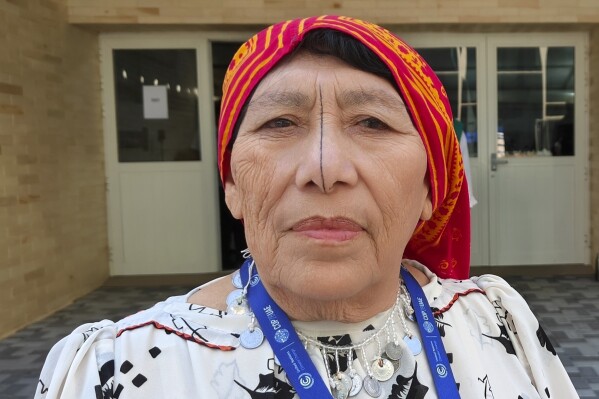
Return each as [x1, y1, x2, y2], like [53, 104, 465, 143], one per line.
[143, 85, 169, 119]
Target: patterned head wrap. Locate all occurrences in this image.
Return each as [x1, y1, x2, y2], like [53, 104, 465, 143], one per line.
[217, 16, 470, 279]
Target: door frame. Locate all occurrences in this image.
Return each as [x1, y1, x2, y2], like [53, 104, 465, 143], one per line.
[401, 31, 590, 267]
[486, 32, 590, 266]
[401, 33, 490, 266]
[99, 31, 252, 275]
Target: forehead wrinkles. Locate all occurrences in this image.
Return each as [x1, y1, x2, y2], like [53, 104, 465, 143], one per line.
[336, 88, 407, 112]
[248, 89, 313, 110]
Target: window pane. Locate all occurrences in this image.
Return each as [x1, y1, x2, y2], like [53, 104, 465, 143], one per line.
[498, 47, 541, 71]
[497, 46, 574, 157]
[113, 49, 200, 162]
[417, 47, 478, 157]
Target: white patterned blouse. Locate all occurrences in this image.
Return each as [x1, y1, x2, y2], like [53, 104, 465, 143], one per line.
[35, 261, 578, 399]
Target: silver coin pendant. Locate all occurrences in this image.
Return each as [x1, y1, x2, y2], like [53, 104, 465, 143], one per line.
[388, 356, 401, 371]
[226, 289, 243, 306]
[363, 375, 382, 397]
[240, 328, 264, 349]
[232, 271, 243, 289]
[332, 372, 352, 399]
[384, 341, 403, 361]
[404, 335, 422, 356]
[348, 373, 363, 397]
[371, 357, 394, 381]
[226, 299, 249, 315]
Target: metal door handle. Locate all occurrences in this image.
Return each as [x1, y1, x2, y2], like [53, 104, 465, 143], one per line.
[491, 153, 508, 171]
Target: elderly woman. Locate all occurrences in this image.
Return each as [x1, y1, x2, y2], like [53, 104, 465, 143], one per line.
[37, 16, 577, 399]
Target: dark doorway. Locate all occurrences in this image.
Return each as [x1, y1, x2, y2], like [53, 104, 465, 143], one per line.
[212, 41, 247, 270]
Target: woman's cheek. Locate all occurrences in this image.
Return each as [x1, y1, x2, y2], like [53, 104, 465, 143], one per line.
[233, 154, 278, 227]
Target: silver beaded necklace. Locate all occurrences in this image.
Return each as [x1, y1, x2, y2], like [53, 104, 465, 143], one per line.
[295, 282, 420, 398]
[227, 250, 422, 399]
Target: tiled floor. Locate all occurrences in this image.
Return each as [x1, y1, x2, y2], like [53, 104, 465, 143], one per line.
[1, 275, 597, 399]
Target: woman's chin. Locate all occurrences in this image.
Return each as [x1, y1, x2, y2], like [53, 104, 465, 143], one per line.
[282, 263, 376, 301]
[270, 267, 396, 322]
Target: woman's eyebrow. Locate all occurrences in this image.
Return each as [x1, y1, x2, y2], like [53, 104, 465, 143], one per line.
[337, 89, 407, 111]
[248, 90, 312, 109]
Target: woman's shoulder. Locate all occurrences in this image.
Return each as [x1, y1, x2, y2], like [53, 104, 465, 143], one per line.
[404, 259, 524, 307]
[36, 278, 248, 398]
[110, 276, 246, 347]
[45, 276, 243, 361]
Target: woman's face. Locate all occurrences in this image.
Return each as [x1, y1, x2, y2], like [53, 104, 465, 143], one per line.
[225, 52, 432, 302]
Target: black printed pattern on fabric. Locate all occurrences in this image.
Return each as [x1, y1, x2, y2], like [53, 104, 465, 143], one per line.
[171, 315, 211, 342]
[235, 373, 295, 399]
[94, 360, 116, 399]
[317, 333, 358, 374]
[169, 312, 241, 343]
[482, 323, 516, 355]
[477, 375, 495, 399]
[99, 345, 163, 399]
[388, 362, 429, 399]
[82, 326, 102, 343]
[446, 350, 460, 391]
[483, 300, 516, 355]
[431, 307, 452, 337]
[537, 325, 557, 356]
[37, 379, 49, 396]
[188, 304, 226, 318]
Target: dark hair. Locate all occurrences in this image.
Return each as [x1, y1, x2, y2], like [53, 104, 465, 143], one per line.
[294, 29, 394, 84]
[231, 29, 395, 141]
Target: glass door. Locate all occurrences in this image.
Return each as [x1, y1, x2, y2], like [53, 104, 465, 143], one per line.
[404, 32, 589, 268]
[487, 36, 589, 266]
[404, 33, 489, 267]
[113, 49, 201, 163]
[101, 33, 220, 275]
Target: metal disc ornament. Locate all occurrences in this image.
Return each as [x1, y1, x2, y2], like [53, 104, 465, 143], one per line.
[226, 289, 243, 306]
[363, 375, 382, 397]
[348, 373, 363, 397]
[332, 372, 352, 399]
[404, 306, 415, 321]
[388, 357, 401, 371]
[371, 358, 394, 381]
[384, 341, 403, 361]
[232, 271, 243, 289]
[240, 328, 264, 349]
[226, 299, 249, 315]
[404, 335, 422, 356]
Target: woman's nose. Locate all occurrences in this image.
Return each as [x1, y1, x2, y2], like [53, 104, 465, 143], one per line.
[295, 121, 359, 193]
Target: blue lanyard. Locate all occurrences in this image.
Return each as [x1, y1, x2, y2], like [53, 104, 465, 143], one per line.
[240, 259, 334, 399]
[401, 267, 461, 398]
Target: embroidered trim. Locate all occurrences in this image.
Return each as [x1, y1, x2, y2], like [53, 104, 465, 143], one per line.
[434, 288, 485, 316]
[116, 320, 236, 351]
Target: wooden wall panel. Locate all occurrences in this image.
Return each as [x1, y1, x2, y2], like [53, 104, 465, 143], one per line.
[0, 0, 108, 339]
[66, 0, 599, 24]
[590, 27, 599, 269]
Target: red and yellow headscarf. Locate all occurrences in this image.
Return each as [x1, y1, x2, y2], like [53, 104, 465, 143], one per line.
[217, 15, 471, 279]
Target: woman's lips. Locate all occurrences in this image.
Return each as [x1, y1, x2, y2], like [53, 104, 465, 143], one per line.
[291, 217, 363, 242]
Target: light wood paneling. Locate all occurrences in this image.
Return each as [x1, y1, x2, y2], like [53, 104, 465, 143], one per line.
[66, 0, 599, 25]
[590, 27, 599, 268]
[0, 0, 108, 339]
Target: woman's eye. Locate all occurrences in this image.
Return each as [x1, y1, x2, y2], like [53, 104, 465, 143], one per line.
[358, 117, 390, 130]
[262, 118, 294, 129]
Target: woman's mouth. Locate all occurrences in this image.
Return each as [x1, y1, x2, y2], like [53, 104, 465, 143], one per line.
[291, 217, 364, 242]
